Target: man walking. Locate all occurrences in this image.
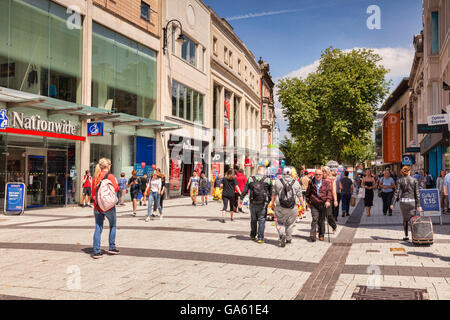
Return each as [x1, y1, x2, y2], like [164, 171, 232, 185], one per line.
[425, 172, 434, 189]
[187, 171, 200, 206]
[269, 167, 304, 247]
[241, 166, 271, 243]
[305, 168, 333, 242]
[339, 171, 353, 217]
[300, 172, 310, 211]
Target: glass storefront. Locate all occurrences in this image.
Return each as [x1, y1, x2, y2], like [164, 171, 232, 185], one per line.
[0, 0, 82, 103]
[91, 22, 157, 120]
[0, 133, 79, 210]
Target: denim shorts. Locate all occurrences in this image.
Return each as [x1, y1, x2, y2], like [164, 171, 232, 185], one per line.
[199, 188, 208, 196]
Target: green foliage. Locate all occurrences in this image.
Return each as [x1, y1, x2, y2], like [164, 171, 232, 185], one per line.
[277, 47, 391, 165]
[341, 135, 374, 168]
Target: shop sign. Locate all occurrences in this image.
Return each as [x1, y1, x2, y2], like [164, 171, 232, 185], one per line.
[406, 147, 421, 153]
[419, 189, 442, 223]
[4, 183, 26, 215]
[88, 122, 103, 136]
[244, 159, 253, 167]
[428, 114, 448, 126]
[134, 163, 153, 177]
[0, 109, 84, 141]
[402, 155, 415, 165]
[383, 114, 401, 163]
[211, 152, 223, 163]
[417, 124, 444, 134]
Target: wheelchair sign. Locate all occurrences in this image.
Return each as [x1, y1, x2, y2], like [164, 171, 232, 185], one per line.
[0, 110, 9, 130]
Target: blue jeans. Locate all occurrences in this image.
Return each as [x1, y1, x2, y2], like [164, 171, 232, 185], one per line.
[341, 193, 351, 215]
[250, 203, 267, 240]
[93, 207, 117, 254]
[147, 191, 161, 216]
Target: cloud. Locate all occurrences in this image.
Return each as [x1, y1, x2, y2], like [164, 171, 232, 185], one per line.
[226, 9, 300, 21]
[274, 46, 415, 140]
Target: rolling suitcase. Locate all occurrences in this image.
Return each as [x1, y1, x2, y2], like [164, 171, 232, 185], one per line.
[410, 216, 433, 245]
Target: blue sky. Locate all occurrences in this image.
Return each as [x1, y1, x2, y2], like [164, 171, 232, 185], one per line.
[203, 0, 423, 139]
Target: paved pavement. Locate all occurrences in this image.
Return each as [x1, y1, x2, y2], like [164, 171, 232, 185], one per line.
[0, 194, 450, 300]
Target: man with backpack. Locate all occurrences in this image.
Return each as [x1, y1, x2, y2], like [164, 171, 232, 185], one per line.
[269, 167, 304, 247]
[305, 168, 333, 242]
[240, 166, 271, 244]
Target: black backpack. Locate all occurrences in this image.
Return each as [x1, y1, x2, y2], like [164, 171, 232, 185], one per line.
[279, 178, 296, 209]
[250, 176, 267, 205]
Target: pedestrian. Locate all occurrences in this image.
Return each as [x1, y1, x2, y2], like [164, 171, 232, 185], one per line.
[354, 173, 361, 196]
[322, 166, 338, 233]
[305, 168, 333, 242]
[425, 172, 434, 189]
[139, 173, 149, 206]
[339, 171, 354, 217]
[332, 170, 341, 220]
[145, 172, 162, 221]
[91, 158, 120, 259]
[379, 168, 396, 216]
[443, 171, 450, 215]
[270, 167, 304, 247]
[154, 168, 166, 212]
[413, 171, 421, 181]
[241, 166, 271, 243]
[199, 171, 210, 206]
[117, 172, 127, 206]
[362, 169, 375, 217]
[390, 166, 422, 241]
[127, 170, 140, 216]
[213, 174, 223, 200]
[300, 172, 310, 211]
[437, 170, 446, 215]
[235, 168, 248, 213]
[187, 171, 199, 206]
[220, 169, 241, 223]
[81, 170, 92, 208]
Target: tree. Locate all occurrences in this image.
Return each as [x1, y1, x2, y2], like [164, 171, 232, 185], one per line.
[277, 47, 390, 165]
[341, 135, 374, 169]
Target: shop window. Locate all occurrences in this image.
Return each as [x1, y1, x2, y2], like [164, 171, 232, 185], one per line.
[0, 0, 82, 103]
[91, 23, 157, 120]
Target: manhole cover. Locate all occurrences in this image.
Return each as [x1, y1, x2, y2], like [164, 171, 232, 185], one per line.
[352, 286, 429, 300]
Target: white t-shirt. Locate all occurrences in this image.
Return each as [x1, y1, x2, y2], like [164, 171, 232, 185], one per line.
[148, 178, 161, 193]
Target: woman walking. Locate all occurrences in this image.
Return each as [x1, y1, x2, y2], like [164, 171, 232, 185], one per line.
[92, 158, 120, 259]
[145, 172, 162, 221]
[322, 166, 338, 233]
[390, 166, 422, 241]
[437, 170, 446, 215]
[220, 169, 242, 223]
[379, 169, 396, 216]
[362, 169, 375, 217]
[127, 170, 140, 216]
[81, 170, 93, 208]
[153, 168, 166, 213]
[117, 172, 127, 206]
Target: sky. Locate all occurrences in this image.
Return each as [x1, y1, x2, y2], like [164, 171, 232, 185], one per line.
[203, 0, 424, 140]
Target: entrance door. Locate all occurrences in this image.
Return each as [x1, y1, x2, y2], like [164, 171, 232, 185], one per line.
[182, 164, 192, 196]
[47, 150, 67, 206]
[27, 153, 46, 208]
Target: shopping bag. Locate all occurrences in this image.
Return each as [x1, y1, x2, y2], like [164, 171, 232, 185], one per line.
[350, 196, 356, 207]
[357, 188, 364, 199]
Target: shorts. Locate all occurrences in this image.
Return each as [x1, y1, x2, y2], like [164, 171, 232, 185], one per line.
[82, 187, 92, 197]
[190, 188, 198, 197]
[130, 191, 139, 200]
[199, 188, 208, 196]
[222, 195, 235, 212]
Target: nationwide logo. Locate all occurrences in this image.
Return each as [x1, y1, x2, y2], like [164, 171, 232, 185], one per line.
[0, 110, 9, 130]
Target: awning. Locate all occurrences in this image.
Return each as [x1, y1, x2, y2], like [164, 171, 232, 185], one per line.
[0, 87, 180, 132]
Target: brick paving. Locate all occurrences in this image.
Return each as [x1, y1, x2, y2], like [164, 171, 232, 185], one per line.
[1, 194, 450, 300]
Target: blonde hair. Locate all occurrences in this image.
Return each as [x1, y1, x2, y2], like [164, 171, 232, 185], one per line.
[331, 171, 337, 177]
[321, 166, 331, 176]
[94, 158, 111, 186]
[400, 166, 411, 176]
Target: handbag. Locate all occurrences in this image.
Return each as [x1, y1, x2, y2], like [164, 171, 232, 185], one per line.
[350, 196, 356, 207]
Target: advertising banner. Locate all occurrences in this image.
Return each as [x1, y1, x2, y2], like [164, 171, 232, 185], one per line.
[383, 114, 401, 164]
[4, 183, 26, 214]
[419, 189, 442, 224]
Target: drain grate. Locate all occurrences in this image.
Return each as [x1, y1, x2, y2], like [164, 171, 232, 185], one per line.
[352, 286, 429, 300]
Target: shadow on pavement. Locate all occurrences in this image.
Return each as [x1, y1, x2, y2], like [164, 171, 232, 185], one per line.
[407, 251, 450, 262]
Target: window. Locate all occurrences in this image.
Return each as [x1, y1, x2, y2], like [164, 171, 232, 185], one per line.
[213, 37, 217, 55]
[224, 47, 228, 64]
[200, 47, 205, 72]
[262, 105, 267, 120]
[238, 59, 241, 74]
[431, 12, 439, 54]
[229, 51, 233, 68]
[92, 23, 157, 119]
[245, 66, 247, 81]
[432, 82, 439, 115]
[172, 80, 204, 124]
[181, 36, 197, 67]
[141, 2, 150, 22]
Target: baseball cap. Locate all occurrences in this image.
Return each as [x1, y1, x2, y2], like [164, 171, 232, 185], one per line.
[283, 167, 292, 175]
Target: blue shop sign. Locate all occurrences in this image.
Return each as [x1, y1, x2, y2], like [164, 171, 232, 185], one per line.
[419, 189, 441, 216]
[402, 155, 415, 165]
[134, 163, 153, 177]
[4, 183, 26, 214]
[87, 122, 103, 136]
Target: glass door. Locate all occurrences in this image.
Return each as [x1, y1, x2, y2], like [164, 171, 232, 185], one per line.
[27, 153, 46, 208]
[46, 149, 67, 206]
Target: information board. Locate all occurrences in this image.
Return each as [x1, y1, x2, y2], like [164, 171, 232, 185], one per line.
[4, 183, 26, 215]
[419, 189, 442, 224]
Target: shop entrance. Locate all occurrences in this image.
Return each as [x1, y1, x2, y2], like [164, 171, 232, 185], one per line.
[6, 146, 69, 208]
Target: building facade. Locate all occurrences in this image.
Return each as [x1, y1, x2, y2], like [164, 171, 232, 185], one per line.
[209, 8, 262, 177]
[258, 58, 276, 161]
[0, 0, 179, 210]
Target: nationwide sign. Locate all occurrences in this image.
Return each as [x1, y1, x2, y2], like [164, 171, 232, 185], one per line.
[417, 124, 444, 134]
[0, 109, 84, 141]
[428, 114, 449, 126]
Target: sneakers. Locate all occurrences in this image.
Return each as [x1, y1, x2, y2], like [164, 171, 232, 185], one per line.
[133, 212, 136, 217]
[319, 237, 325, 241]
[145, 216, 150, 222]
[159, 215, 163, 220]
[286, 239, 292, 244]
[403, 237, 409, 241]
[310, 236, 316, 242]
[250, 236, 257, 241]
[280, 235, 286, 247]
[257, 239, 265, 244]
[221, 219, 226, 223]
[92, 252, 103, 259]
[107, 248, 120, 255]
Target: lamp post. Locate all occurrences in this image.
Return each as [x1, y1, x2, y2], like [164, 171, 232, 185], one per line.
[162, 19, 186, 55]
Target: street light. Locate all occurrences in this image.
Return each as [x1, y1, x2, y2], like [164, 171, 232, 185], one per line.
[162, 19, 186, 55]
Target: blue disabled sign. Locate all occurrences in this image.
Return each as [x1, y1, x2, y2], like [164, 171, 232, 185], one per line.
[419, 189, 442, 224]
[4, 183, 26, 215]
